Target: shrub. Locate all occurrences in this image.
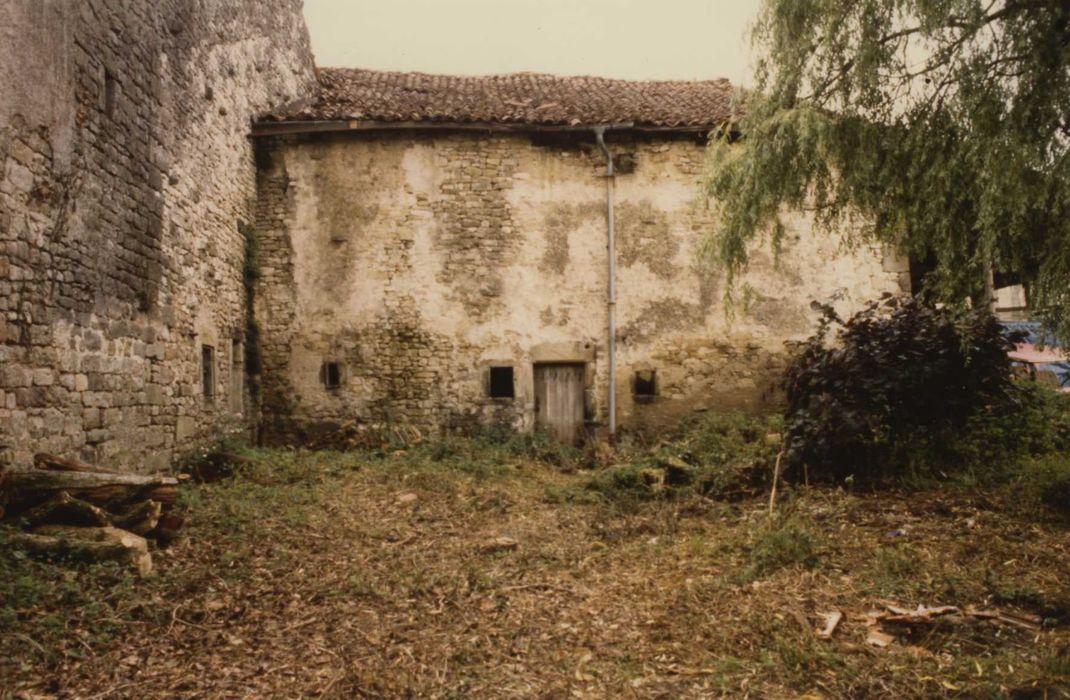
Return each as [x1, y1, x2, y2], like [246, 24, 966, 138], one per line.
[571, 412, 780, 505]
[581, 464, 662, 504]
[1012, 454, 1070, 516]
[744, 515, 821, 579]
[783, 296, 1024, 482]
[949, 383, 1070, 476]
[653, 412, 780, 499]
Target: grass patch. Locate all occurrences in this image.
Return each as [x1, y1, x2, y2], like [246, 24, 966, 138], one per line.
[3, 434, 1069, 698]
[744, 513, 821, 579]
[565, 412, 780, 507]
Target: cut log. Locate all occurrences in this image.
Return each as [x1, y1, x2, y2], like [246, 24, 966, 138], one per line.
[20, 491, 113, 527]
[112, 499, 163, 536]
[148, 512, 185, 546]
[3, 469, 179, 514]
[11, 526, 153, 576]
[33, 452, 123, 475]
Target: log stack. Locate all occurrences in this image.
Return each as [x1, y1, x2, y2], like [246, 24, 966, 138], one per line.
[1, 453, 186, 575]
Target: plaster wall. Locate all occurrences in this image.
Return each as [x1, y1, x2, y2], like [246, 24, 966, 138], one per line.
[254, 131, 904, 442]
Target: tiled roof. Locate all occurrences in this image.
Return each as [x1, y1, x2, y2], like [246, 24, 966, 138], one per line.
[263, 67, 736, 129]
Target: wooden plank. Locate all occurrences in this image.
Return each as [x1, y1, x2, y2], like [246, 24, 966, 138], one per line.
[533, 363, 585, 445]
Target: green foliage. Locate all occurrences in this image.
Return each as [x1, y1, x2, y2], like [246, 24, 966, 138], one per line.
[240, 222, 262, 397]
[706, 0, 1070, 339]
[744, 514, 821, 580]
[400, 425, 581, 479]
[580, 464, 661, 505]
[175, 422, 252, 479]
[1010, 453, 1070, 516]
[783, 296, 1024, 481]
[474, 424, 582, 468]
[671, 412, 781, 498]
[0, 525, 135, 666]
[950, 382, 1070, 474]
[573, 412, 779, 505]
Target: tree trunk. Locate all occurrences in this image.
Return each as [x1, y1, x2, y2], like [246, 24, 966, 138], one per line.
[10, 526, 153, 576]
[3, 469, 178, 513]
[19, 491, 114, 527]
[149, 512, 186, 546]
[113, 499, 163, 536]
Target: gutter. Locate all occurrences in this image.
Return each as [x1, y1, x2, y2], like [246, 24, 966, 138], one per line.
[593, 124, 632, 439]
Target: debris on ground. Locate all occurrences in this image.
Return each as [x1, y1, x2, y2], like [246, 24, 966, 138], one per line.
[2, 449, 1067, 698]
[479, 535, 519, 554]
[816, 610, 843, 639]
[1, 452, 184, 574]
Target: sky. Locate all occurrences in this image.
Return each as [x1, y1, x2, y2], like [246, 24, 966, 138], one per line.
[302, 0, 762, 85]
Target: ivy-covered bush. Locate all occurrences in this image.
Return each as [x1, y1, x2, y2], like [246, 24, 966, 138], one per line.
[783, 296, 1026, 482]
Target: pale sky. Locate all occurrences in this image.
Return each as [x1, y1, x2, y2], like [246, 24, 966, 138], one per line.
[303, 0, 761, 84]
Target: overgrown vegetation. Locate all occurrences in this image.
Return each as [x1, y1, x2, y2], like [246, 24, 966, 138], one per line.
[778, 296, 1070, 490]
[239, 222, 261, 404]
[3, 443, 1068, 698]
[564, 412, 780, 507]
[705, 0, 1070, 341]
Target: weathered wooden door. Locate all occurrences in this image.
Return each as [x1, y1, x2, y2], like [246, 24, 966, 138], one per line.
[534, 363, 585, 445]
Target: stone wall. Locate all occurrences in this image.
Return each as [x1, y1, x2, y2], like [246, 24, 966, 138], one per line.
[0, 0, 316, 470]
[254, 130, 905, 442]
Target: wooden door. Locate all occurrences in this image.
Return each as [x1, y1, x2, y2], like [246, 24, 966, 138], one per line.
[534, 363, 585, 445]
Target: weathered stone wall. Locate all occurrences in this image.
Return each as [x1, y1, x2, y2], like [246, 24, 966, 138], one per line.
[254, 130, 904, 441]
[0, 0, 316, 469]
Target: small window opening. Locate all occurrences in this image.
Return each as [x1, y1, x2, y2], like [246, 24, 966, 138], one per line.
[634, 370, 657, 399]
[103, 70, 119, 118]
[488, 366, 515, 399]
[201, 345, 215, 402]
[322, 361, 341, 389]
[230, 339, 243, 412]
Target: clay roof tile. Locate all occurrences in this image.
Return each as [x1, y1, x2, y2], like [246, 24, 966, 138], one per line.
[267, 67, 736, 129]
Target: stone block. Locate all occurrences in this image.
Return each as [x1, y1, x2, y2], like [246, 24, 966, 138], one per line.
[175, 416, 197, 441]
[85, 429, 112, 445]
[2, 365, 32, 388]
[32, 369, 55, 386]
[83, 407, 102, 429]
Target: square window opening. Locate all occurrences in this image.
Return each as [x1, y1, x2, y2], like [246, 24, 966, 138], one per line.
[488, 366, 515, 399]
[634, 370, 657, 399]
[201, 345, 215, 402]
[323, 361, 341, 389]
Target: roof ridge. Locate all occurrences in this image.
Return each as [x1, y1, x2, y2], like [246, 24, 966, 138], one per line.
[317, 66, 733, 86]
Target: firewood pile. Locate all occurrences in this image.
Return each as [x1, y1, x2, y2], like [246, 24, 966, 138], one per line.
[0, 453, 186, 576]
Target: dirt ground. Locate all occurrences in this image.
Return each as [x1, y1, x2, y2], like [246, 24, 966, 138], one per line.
[2, 448, 1069, 699]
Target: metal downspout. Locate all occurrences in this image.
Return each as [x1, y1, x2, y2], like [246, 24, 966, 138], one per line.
[594, 126, 617, 439]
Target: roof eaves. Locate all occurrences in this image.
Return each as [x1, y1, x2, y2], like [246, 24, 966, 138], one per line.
[249, 119, 716, 138]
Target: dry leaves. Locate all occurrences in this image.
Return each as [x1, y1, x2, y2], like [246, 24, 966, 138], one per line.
[3, 452, 1069, 698]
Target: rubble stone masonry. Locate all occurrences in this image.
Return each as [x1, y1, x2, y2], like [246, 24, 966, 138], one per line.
[254, 131, 905, 442]
[0, 0, 316, 470]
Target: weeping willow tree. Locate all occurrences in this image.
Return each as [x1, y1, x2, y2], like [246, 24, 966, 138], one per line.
[707, 0, 1070, 339]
